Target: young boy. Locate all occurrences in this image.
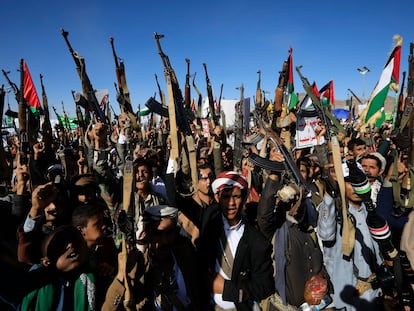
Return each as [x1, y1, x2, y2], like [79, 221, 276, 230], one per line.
[19, 225, 96, 310]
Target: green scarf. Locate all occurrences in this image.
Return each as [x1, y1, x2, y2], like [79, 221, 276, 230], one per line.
[20, 271, 96, 311]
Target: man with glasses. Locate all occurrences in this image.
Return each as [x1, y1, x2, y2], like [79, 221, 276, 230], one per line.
[175, 164, 215, 246]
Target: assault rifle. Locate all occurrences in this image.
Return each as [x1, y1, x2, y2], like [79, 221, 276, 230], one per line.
[2, 65, 29, 165]
[2, 69, 20, 103]
[39, 74, 53, 145]
[184, 58, 192, 112]
[61, 29, 107, 123]
[394, 71, 406, 129]
[0, 85, 12, 195]
[295, 66, 345, 138]
[53, 106, 68, 146]
[203, 63, 219, 125]
[155, 73, 166, 106]
[154, 33, 198, 188]
[18, 60, 29, 166]
[109, 37, 139, 131]
[273, 59, 288, 126]
[252, 110, 309, 193]
[61, 101, 71, 133]
[218, 83, 223, 117]
[192, 72, 203, 119]
[256, 70, 263, 112]
[406, 44, 414, 169]
[154, 33, 193, 136]
[233, 84, 245, 170]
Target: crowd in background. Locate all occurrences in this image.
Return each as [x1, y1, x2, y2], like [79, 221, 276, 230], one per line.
[0, 101, 414, 311]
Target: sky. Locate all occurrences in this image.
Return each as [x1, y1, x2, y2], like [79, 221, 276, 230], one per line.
[1, 0, 414, 118]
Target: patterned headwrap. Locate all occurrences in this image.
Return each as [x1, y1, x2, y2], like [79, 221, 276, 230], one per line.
[211, 171, 248, 194]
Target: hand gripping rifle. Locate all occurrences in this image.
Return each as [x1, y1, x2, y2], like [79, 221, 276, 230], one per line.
[154, 33, 198, 188]
[61, 29, 107, 124]
[252, 110, 309, 193]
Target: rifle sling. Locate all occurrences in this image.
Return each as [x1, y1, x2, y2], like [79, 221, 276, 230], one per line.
[331, 136, 355, 256]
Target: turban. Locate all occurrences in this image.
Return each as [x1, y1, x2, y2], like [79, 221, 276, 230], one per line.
[211, 171, 248, 194]
[143, 205, 178, 223]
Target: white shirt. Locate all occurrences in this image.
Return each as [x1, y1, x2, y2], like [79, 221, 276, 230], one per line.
[213, 216, 245, 309]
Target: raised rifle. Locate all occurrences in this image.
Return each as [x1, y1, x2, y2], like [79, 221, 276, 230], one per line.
[61, 101, 71, 133]
[192, 72, 203, 119]
[233, 84, 245, 170]
[155, 73, 166, 106]
[252, 109, 309, 193]
[2, 69, 20, 104]
[18, 60, 29, 166]
[184, 58, 192, 113]
[52, 106, 68, 146]
[347, 88, 364, 106]
[39, 74, 53, 146]
[395, 71, 407, 129]
[256, 70, 262, 112]
[2, 69, 26, 161]
[109, 37, 139, 131]
[407, 44, 414, 169]
[61, 29, 107, 124]
[0, 85, 12, 195]
[295, 65, 345, 138]
[203, 63, 218, 126]
[154, 33, 197, 189]
[218, 83, 223, 117]
[272, 60, 288, 128]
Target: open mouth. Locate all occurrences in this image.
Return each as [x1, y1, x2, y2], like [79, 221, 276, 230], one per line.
[67, 251, 79, 259]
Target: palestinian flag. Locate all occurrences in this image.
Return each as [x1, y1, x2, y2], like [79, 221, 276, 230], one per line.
[360, 35, 402, 126]
[287, 48, 299, 110]
[319, 80, 334, 111]
[23, 61, 41, 117]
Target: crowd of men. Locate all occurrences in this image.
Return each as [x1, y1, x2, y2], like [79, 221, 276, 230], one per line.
[0, 101, 414, 311]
